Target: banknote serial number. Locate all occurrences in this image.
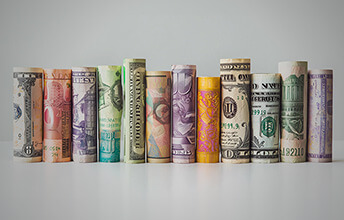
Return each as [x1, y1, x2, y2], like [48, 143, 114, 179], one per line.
[43, 145, 61, 151]
[221, 123, 240, 129]
[252, 109, 266, 115]
[43, 145, 61, 158]
[281, 147, 304, 157]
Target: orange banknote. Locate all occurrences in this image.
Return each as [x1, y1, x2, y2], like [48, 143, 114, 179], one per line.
[43, 69, 72, 162]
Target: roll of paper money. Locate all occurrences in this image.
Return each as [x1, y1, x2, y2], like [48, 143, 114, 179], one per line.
[251, 73, 281, 163]
[279, 61, 308, 163]
[171, 65, 196, 163]
[146, 71, 171, 163]
[43, 69, 72, 162]
[220, 59, 251, 163]
[308, 69, 333, 162]
[196, 77, 220, 163]
[13, 67, 43, 162]
[98, 65, 123, 162]
[123, 59, 146, 163]
[72, 67, 97, 163]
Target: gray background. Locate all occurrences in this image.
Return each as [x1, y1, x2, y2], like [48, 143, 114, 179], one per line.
[1, 0, 343, 141]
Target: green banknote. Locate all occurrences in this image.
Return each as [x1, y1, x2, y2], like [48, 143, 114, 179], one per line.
[251, 73, 281, 163]
[279, 61, 308, 163]
[98, 66, 123, 162]
[123, 59, 146, 163]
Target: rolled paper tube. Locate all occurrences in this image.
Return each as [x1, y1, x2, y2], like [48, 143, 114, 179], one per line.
[72, 67, 97, 163]
[196, 77, 220, 163]
[13, 67, 43, 162]
[98, 66, 123, 162]
[43, 69, 72, 162]
[279, 61, 308, 163]
[220, 59, 251, 163]
[308, 69, 333, 162]
[146, 71, 171, 163]
[171, 65, 196, 163]
[123, 59, 146, 163]
[251, 73, 281, 163]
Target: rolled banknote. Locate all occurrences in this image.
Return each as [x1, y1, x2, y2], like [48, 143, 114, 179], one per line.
[146, 71, 171, 163]
[171, 65, 196, 163]
[307, 69, 333, 162]
[196, 77, 220, 163]
[72, 67, 97, 163]
[251, 73, 281, 163]
[220, 59, 251, 163]
[43, 69, 72, 162]
[279, 61, 308, 163]
[98, 65, 123, 162]
[123, 59, 146, 163]
[13, 67, 43, 162]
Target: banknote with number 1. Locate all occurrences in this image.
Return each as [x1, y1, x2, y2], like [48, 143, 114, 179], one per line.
[123, 59, 146, 163]
[220, 59, 251, 163]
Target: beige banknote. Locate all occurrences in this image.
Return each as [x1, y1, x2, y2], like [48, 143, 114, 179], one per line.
[220, 59, 251, 163]
[13, 67, 43, 162]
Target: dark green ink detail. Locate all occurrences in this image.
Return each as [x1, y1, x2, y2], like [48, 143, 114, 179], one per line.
[261, 116, 276, 137]
[281, 74, 304, 139]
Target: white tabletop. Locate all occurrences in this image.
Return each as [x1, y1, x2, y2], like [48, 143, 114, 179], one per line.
[1, 141, 343, 220]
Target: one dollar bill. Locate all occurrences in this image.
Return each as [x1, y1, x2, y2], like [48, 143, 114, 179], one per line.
[123, 59, 146, 163]
[220, 59, 251, 163]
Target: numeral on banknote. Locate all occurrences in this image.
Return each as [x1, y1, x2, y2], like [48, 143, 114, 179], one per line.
[281, 147, 304, 157]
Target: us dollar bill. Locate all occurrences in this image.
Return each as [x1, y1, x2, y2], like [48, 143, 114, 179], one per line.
[220, 59, 251, 163]
[43, 69, 72, 163]
[251, 73, 281, 163]
[72, 67, 97, 163]
[146, 71, 171, 163]
[308, 69, 333, 162]
[171, 65, 196, 163]
[13, 67, 43, 162]
[279, 61, 308, 163]
[123, 59, 146, 163]
[98, 66, 123, 162]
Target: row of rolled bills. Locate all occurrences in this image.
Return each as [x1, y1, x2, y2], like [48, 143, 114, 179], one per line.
[13, 59, 333, 163]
